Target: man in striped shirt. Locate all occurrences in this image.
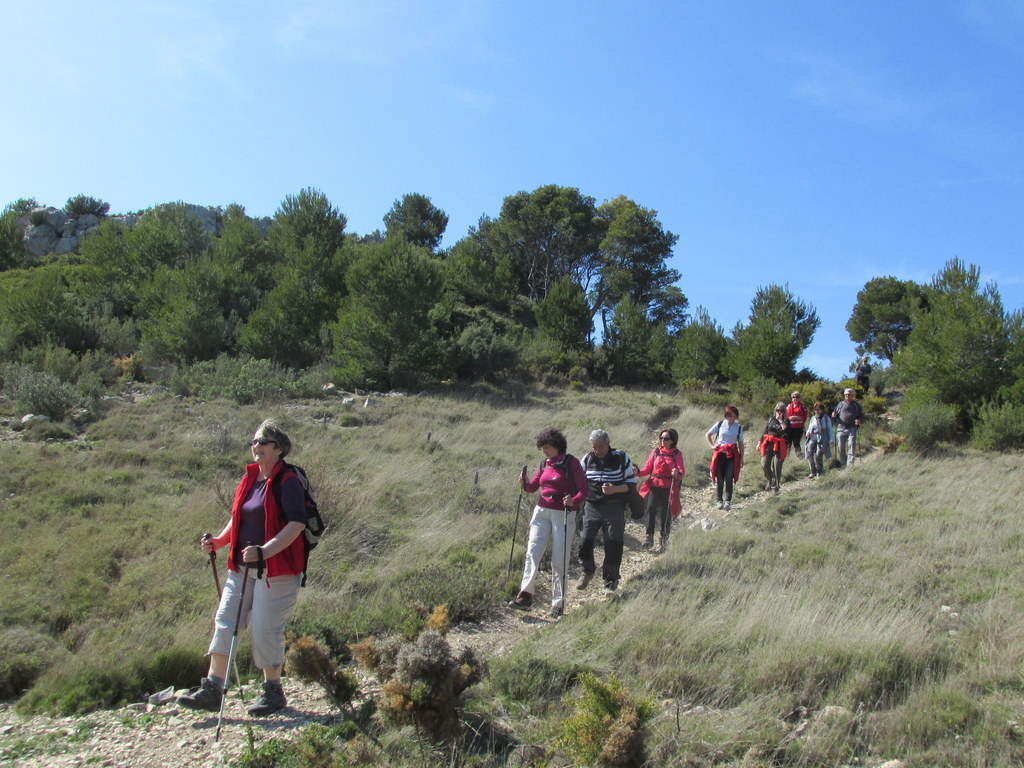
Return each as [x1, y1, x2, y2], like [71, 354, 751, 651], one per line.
[577, 429, 637, 593]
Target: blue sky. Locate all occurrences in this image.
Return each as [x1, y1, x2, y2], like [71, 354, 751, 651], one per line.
[3, 1, 1023, 380]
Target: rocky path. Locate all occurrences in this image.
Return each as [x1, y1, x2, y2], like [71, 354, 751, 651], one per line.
[0, 467, 833, 767]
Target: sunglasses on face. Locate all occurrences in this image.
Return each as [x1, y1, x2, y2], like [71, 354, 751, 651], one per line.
[249, 438, 277, 447]
[659, 436, 672, 441]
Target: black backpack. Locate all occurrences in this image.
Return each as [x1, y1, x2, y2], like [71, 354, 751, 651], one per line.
[271, 462, 326, 587]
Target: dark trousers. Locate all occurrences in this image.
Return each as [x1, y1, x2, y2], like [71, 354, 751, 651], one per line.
[714, 457, 735, 502]
[787, 426, 804, 453]
[578, 501, 626, 584]
[645, 486, 671, 538]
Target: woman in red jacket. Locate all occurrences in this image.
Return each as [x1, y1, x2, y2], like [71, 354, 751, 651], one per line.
[178, 419, 306, 717]
[635, 428, 685, 552]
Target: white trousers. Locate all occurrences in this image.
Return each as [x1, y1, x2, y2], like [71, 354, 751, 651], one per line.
[518, 505, 572, 608]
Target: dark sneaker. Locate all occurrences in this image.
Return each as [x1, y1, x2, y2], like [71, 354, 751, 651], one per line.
[248, 682, 287, 717]
[507, 591, 533, 610]
[177, 677, 222, 712]
[576, 572, 594, 590]
[603, 579, 618, 593]
[642, 535, 654, 548]
[550, 605, 563, 619]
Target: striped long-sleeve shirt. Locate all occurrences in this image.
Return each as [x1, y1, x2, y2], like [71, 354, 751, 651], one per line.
[581, 448, 636, 504]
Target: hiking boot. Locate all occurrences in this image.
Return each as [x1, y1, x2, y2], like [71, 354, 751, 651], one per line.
[642, 534, 654, 548]
[723, 501, 731, 511]
[550, 605, 563, 619]
[177, 677, 222, 712]
[715, 500, 724, 510]
[508, 591, 533, 610]
[658, 535, 667, 554]
[603, 579, 618, 593]
[248, 681, 287, 717]
[576, 572, 594, 590]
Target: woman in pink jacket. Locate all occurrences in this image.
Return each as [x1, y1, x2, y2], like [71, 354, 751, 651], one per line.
[509, 428, 588, 618]
[635, 428, 685, 552]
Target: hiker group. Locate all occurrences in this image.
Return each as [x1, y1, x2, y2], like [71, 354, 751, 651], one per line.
[177, 386, 866, 725]
[507, 427, 682, 620]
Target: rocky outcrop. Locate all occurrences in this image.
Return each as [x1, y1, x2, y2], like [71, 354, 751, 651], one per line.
[17, 203, 272, 259]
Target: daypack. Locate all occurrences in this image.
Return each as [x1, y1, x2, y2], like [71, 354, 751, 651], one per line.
[271, 462, 326, 587]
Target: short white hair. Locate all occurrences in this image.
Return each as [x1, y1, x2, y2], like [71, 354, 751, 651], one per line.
[589, 429, 610, 444]
[844, 388, 854, 395]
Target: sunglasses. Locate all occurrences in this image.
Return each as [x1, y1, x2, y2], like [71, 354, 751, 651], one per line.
[659, 436, 672, 441]
[249, 438, 277, 447]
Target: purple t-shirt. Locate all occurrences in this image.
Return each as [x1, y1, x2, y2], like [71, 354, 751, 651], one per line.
[235, 475, 305, 567]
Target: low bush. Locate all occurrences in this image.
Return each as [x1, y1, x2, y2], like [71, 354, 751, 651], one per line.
[558, 672, 655, 768]
[489, 654, 588, 705]
[1, 363, 81, 420]
[0, 628, 60, 699]
[900, 400, 959, 450]
[353, 628, 487, 743]
[971, 400, 1024, 452]
[168, 354, 321, 404]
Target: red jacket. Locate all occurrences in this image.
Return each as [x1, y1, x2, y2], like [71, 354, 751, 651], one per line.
[786, 402, 808, 428]
[638, 447, 685, 517]
[227, 461, 305, 578]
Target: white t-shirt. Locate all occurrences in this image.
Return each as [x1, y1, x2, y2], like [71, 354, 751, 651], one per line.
[707, 419, 742, 446]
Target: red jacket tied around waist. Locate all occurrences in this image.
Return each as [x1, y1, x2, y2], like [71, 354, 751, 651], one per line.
[758, 434, 789, 461]
[709, 444, 742, 482]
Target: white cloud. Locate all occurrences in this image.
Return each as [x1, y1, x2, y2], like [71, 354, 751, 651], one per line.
[773, 50, 933, 131]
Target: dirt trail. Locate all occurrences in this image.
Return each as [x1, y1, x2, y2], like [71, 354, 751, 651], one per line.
[0, 463, 843, 767]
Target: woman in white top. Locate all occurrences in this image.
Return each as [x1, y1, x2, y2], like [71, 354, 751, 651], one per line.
[705, 405, 744, 510]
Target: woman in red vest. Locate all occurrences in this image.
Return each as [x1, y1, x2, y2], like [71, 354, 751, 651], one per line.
[178, 419, 306, 717]
[785, 391, 808, 452]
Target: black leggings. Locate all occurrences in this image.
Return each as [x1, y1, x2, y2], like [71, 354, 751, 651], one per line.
[645, 486, 671, 538]
[715, 456, 735, 502]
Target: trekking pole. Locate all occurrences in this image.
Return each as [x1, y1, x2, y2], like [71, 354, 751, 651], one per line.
[561, 501, 570, 617]
[215, 564, 249, 742]
[505, 466, 528, 587]
[202, 533, 221, 597]
[202, 533, 244, 701]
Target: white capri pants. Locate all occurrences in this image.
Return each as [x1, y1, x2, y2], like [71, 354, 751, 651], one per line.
[208, 568, 302, 670]
[518, 505, 572, 608]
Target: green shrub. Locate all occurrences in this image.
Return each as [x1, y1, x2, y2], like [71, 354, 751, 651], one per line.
[783, 379, 843, 411]
[63, 195, 110, 218]
[167, 354, 319, 404]
[0, 628, 59, 699]
[28, 208, 49, 226]
[490, 655, 588, 705]
[972, 400, 1024, 452]
[17, 667, 141, 716]
[558, 672, 655, 768]
[232, 723, 345, 768]
[900, 400, 959, 450]
[1, 363, 81, 420]
[21, 420, 77, 441]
